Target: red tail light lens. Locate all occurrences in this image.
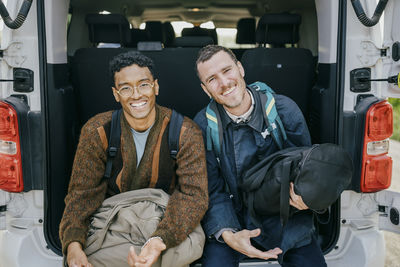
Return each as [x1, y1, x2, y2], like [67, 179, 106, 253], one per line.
[0, 101, 23, 192]
[362, 155, 392, 192]
[360, 100, 393, 192]
[367, 101, 393, 140]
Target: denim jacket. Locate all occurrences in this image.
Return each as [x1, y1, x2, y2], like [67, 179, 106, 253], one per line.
[194, 86, 314, 253]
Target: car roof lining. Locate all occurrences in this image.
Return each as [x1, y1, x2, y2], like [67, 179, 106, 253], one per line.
[69, 0, 315, 26]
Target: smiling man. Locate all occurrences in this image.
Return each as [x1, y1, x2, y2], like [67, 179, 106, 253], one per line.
[59, 51, 208, 267]
[194, 45, 327, 267]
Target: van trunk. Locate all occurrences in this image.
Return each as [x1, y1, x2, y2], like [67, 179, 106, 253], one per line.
[41, 0, 344, 259]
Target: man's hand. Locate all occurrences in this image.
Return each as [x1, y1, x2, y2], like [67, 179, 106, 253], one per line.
[127, 238, 166, 267]
[221, 229, 282, 260]
[289, 182, 308, 210]
[67, 242, 93, 267]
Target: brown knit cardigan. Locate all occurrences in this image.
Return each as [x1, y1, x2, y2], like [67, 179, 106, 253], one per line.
[59, 105, 208, 255]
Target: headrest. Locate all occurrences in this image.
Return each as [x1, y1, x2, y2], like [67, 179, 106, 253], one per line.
[85, 14, 131, 45]
[162, 22, 176, 47]
[182, 26, 209, 37]
[145, 21, 163, 42]
[236, 18, 256, 44]
[208, 29, 218, 45]
[182, 27, 218, 44]
[128, 29, 149, 47]
[256, 13, 301, 45]
[173, 36, 214, 47]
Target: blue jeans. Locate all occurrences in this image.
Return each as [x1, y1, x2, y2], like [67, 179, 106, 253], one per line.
[201, 236, 327, 267]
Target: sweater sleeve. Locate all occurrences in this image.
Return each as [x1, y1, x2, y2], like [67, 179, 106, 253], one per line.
[59, 118, 108, 256]
[151, 119, 209, 248]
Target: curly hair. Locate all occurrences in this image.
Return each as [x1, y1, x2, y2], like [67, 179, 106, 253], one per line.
[109, 51, 156, 83]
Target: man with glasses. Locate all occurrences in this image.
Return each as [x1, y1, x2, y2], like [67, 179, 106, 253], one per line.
[60, 51, 208, 267]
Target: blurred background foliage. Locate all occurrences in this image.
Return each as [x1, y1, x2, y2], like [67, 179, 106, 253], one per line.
[389, 98, 400, 141]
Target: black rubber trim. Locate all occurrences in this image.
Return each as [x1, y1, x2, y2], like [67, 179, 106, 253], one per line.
[36, 0, 61, 256]
[336, 0, 347, 146]
[320, 0, 348, 256]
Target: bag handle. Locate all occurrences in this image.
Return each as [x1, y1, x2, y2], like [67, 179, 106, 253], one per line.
[104, 109, 122, 180]
[280, 160, 291, 226]
[168, 109, 184, 160]
[247, 190, 264, 227]
[246, 159, 292, 227]
[279, 154, 302, 226]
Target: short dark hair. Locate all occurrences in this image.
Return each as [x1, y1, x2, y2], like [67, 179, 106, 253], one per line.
[195, 45, 238, 79]
[109, 51, 156, 84]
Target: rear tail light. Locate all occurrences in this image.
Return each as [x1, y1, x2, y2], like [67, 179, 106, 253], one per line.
[360, 100, 393, 192]
[0, 101, 23, 192]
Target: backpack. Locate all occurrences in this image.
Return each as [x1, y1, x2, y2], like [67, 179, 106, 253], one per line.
[103, 109, 184, 180]
[240, 144, 353, 226]
[205, 81, 287, 160]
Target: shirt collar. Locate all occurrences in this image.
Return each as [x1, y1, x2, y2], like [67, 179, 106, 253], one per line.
[219, 86, 264, 132]
[225, 89, 255, 123]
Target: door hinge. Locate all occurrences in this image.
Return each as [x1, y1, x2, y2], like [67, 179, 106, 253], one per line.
[377, 204, 400, 225]
[357, 40, 390, 67]
[376, 191, 400, 232]
[350, 68, 371, 92]
[13, 68, 34, 92]
[350, 67, 399, 92]
[0, 192, 10, 230]
[0, 41, 26, 68]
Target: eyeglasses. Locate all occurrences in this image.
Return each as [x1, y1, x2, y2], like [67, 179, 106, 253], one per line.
[116, 82, 154, 97]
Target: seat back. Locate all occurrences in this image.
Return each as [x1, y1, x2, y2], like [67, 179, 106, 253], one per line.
[128, 29, 149, 47]
[241, 13, 315, 117]
[142, 48, 210, 118]
[72, 47, 210, 125]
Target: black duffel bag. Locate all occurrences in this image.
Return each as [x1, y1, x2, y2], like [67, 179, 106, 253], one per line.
[240, 143, 353, 225]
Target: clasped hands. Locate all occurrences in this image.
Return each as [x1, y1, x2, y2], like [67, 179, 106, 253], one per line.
[222, 183, 308, 261]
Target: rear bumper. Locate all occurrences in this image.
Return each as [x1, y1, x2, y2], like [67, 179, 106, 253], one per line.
[0, 227, 62, 267]
[325, 226, 385, 267]
[0, 222, 385, 267]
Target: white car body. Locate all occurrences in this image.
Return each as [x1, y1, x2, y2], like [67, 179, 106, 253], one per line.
[0, 0, 400, 266]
